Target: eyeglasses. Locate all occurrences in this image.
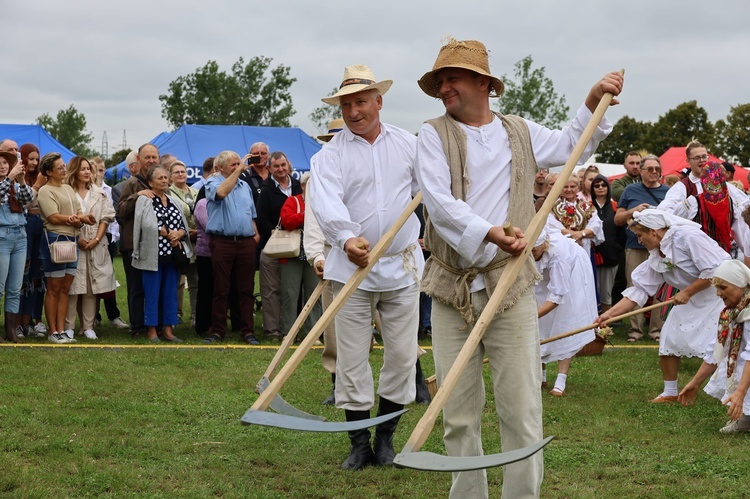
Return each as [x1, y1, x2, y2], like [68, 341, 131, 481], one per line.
[689, 154, 709, 162]
[641, 166, 662, 173]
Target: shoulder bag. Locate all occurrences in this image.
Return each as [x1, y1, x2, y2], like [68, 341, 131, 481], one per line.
[262, 197, 302, 259]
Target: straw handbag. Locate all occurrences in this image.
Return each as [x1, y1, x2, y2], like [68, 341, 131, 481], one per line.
[262, 198, 302, 259]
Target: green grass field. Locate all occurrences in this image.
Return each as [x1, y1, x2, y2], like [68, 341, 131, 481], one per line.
[1, 258, 749, 497]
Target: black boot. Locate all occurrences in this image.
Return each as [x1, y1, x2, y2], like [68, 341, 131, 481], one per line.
[5, 312, 19, 343]
[341, 410, 374, 470]
[414, 359, 431, 405]
[322, 373, 336, 406]
[373, 397, 404, 466]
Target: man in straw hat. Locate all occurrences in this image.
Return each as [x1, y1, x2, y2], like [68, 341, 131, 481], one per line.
[414, 38, 623, 498]
[309, 65, 424, 470]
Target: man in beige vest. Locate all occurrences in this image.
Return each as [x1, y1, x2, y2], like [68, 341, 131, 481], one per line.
[415, 38, 623, 498]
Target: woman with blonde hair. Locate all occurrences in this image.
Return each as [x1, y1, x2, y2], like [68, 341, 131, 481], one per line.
[63, 156, 116, 340]
[168, 160, 198, 324]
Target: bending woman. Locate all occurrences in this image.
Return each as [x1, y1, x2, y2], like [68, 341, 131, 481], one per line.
[533, 229, 597, 396]
[597, 208, 729, 402]
[679, 260, 750, 433]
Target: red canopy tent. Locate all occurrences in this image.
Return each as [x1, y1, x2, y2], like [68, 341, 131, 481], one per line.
[658, 147, 749, 190]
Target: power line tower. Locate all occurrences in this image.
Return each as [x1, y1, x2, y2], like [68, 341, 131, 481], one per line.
[119, 130, 128, 151]
[101, 131, 109, 160]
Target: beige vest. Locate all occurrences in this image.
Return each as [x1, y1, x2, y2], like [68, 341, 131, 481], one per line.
[421, 112, 541, 324]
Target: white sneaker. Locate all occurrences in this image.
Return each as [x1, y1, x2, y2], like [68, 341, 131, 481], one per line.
[34, 322, 48, 334]
[48, 332, 72, 344]
[63, 329, 77, 343]
[110, 317, 129, 329]
[83, 329, 98, 340]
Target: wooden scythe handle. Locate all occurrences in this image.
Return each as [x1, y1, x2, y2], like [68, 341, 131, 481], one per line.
[261, 279, 329, 382]
[251, 192, 423, 411]
[540, 298, 675, 345]
[401, 76, 622, 454]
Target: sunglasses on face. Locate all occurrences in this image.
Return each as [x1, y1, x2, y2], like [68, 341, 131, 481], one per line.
[592, 183, 607, 188]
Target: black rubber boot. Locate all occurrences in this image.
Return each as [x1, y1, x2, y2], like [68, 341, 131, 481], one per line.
[322, 373, 336, 406]
[373, 397, 404, 466]
[414, 358, 431, 405]
[5, 312, 19, 343]
[340, 410, 374, 470]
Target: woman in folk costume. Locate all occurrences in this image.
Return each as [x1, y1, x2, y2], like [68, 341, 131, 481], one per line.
[533, 228, 597, 397]
[695, 161, 747, 258]
[597, 208, 730, 403]
[679, 260, 750, 433]
[547, 174, 604, 255]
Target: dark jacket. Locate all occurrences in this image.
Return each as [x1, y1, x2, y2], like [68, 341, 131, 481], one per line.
[592, 174, 624, 267]
[256, 175, 302, 248]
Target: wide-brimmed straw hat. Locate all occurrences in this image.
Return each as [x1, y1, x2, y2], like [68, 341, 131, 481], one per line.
[418, 38, 504, 98]
[321, 65, 392, 105]
[0, 151, 18, 169]
[317, 118, 345, 142]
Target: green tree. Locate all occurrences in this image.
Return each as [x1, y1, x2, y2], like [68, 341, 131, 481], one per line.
[714, 103, 750, 167]
[308, 87, 342, 134]
[36, 105, 96, 156]
[107, 148, 131, 168]
[159, 56, 296, 128]
[595, 116, 652, 164]
[495, 55, 570, 128]
[644, 100, 714, 157]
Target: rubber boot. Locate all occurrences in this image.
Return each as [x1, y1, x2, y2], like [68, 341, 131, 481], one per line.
[5, 312, 19, 343]
[322, 373, 336, 406]
[373, 397, 404, 466]
[414, 359, 431, 405]
[341, 410, 374, 470]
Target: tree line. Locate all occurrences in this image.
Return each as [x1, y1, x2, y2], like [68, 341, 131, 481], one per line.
[33, 55, 750, 169]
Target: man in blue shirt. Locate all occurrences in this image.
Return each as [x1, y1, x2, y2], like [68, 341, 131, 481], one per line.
[204, 150, 261, 345]
[614, 154, 669, 342]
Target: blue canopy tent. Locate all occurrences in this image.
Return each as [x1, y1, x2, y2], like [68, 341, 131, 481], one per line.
[0, 124, 77, 161]
[106, 125, 322, 184]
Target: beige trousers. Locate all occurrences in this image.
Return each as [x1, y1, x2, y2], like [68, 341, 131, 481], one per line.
[331, 282, 418, 410]
[432, 288, 544, 499]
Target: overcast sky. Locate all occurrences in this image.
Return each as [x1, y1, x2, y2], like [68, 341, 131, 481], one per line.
[3, 0, 748, 156]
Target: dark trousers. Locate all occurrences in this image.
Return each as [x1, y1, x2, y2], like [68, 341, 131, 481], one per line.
[121, 249, 144, 333]
[209, 237, 257, 338]
[195, 255, 214, 335]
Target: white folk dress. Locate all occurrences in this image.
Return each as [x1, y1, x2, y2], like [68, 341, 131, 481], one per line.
[535, 231, 597, 362]
[622, 225, 729, 357]
[703, 320, 750, 415]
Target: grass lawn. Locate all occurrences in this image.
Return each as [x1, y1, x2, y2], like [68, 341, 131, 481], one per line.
[2, 258, 749, 497]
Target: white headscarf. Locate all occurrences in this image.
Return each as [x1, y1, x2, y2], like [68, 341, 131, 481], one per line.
[632, 208, 700, 230]
[714, 260, 750, 289]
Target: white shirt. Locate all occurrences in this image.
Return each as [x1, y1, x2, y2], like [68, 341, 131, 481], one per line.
[302, 179, 329, 267]
[415, 104, 612, 291]
[658, 172, 750, 254]
[309, 123, 423, 292]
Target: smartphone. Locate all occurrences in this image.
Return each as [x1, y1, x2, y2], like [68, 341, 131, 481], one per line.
[247, 155, 261, 165]
[16, 152, 22, 163]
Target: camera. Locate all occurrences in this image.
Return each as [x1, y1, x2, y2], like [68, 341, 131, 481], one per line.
[247, 155, 261, 165]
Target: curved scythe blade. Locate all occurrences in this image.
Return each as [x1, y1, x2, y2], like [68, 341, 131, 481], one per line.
[256, 376, 326, 421]
[393, 436, 554, 472]
[241, 408, 408, 432]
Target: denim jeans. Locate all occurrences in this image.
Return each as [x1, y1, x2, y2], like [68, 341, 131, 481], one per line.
[0, 226, 28, 313]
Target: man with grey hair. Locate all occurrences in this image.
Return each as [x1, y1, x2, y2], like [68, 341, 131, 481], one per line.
[117, 143, 160, 338]
[240, 142, 269, 206]
[310, 64, 423, 470]
[112, 150, 140, 207]
[204, 150, 261, 345]
[0, 139, 18, 153]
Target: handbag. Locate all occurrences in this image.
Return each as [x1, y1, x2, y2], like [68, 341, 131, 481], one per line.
[262, 197, 302, 259]
[172, 241, 190, 271]
[44, 187, 78, 264]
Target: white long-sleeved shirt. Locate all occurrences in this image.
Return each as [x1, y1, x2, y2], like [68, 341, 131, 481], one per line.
[658, 172, 750, 254]
[309, 123, 423, 292]
[303, 178, 329, 267]
[415, 105, 612, 292]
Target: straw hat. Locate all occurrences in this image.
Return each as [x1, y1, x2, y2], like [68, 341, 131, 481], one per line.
[317, 118, 345, 142]
[418, 38, 504, 98]
[0, 151, 18, 169]
[321, 65, 393, 105]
